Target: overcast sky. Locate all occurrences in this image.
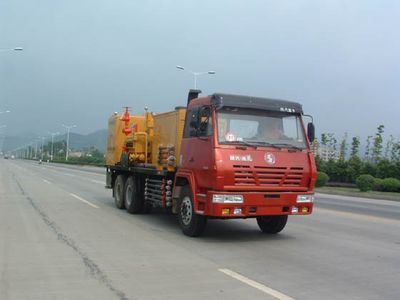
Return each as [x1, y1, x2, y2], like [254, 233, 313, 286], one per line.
[1, 0, 399, 143]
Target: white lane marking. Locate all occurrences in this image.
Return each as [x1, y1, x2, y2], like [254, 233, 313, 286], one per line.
[40, 164, 104, 177]
[64, 173, 76, 177]
[219, 268, 295, 300]
[69, 193, 99, 209]
[316, 207, 400, 225]
[91, 179, 104, 184]
[43, 179, 51, 184]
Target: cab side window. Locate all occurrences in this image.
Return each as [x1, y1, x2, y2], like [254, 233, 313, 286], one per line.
[183, 106, 212, 138]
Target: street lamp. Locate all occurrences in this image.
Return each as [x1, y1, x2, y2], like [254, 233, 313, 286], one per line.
[48, 131, 59, 161]
[62, 124, 76, 161]
[176, 65, 215, 89]
[0, 47, 23, 53]
[0, 110, 10, 114]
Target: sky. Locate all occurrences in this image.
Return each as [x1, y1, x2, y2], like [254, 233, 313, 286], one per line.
[1, 0, 399, 145]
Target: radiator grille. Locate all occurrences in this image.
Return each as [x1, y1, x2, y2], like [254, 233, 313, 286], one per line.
[233, 165, 304, 187]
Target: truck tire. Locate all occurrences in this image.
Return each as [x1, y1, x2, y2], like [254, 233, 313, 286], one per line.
[256, 215, 288, 234]
[114, 175, 126, 209]
[177, 186, 207, 237]
[124, 176, 144, 214]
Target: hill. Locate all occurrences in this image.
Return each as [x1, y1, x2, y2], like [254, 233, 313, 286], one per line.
[1, 129, 108, 153]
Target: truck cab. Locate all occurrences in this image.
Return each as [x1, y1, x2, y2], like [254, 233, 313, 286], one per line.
[174, 92, 316, 236]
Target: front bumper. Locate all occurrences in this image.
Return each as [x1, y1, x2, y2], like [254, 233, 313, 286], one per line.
[197, 191, 314, 218]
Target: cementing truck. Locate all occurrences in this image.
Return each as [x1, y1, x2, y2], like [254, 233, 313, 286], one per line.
[106, 90, 316, 237]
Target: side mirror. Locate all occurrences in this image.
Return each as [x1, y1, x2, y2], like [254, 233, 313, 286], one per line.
[307, 122, 315, 143]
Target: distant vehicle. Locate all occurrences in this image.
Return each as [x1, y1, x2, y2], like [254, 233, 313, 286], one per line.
[4, 155, 8, 159]
[106, 90, 317, 237]
[10, 155, 15, 159]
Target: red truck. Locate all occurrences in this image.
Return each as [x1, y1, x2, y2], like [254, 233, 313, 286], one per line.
[106, 90, 316, 236]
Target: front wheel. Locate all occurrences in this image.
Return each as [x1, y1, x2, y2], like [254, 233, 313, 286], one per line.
[177, 186, 207, 237]
[256, 215, 288, 234]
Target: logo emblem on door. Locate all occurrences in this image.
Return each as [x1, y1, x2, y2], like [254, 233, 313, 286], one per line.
[264, 153, 276, 165]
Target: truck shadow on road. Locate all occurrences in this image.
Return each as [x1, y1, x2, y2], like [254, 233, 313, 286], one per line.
[202, 220, 294, 243]
[99, 199, 295, 242]
[117, 207, 293, 243]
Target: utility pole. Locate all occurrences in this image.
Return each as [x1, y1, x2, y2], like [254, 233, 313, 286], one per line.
[48, 131, 59, 161]
[62, 124, 76, 161]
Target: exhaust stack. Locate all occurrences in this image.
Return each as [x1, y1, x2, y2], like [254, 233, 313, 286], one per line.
[187, 89, 202, 105]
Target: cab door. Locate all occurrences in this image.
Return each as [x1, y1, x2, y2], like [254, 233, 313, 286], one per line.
[180, 106, 214, 190]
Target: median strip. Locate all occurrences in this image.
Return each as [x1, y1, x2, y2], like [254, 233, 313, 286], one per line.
[219, 268, 295, 300]
[69, 193, 99, 208]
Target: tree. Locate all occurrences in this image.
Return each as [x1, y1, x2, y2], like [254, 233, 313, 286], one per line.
[350, 136, 360, 158]
[327, 133, 337, 151]
[372, 125, 384, 163]
[376, 159, 398, 179]
[321, 133, 328, 147]
[312, 138, 320, 155]
[365, 135, 373, 161]
[391, 142, 400, 162]
[384, 135, 395, 160]
[315, 154, 326, 173]
[339, 133, 348, 161]
[347, 155, 362, 182]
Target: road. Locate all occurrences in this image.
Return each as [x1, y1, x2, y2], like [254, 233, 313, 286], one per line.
[1, 159, 399, 300]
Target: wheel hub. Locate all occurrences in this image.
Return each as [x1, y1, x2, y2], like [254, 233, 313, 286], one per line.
[181, 196, 192, 225]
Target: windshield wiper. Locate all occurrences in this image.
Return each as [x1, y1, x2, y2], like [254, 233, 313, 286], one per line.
[232, 141, 258, 149]
[243, 140, 282, 149]
[272, 143, 304, 151]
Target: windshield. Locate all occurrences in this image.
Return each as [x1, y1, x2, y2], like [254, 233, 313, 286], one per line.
[217, 107, 307, 149]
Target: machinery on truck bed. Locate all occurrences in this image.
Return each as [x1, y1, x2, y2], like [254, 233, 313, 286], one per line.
[106, 90, 316, 237]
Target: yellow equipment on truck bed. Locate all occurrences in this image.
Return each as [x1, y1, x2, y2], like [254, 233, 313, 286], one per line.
[106, 106, 187, 172]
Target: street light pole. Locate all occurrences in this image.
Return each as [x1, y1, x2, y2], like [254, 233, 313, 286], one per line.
[62, 124, 76, 161]
[34, 140, 38, 159]
[40, 137, 45, 160]
[48, 131, 59, 161]
[176, 65, 215, 89]
[28, 142, 32, 159]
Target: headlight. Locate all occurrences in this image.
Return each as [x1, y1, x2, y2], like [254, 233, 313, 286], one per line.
[213, 194, 244, 203]
[296, 195, 314, 203]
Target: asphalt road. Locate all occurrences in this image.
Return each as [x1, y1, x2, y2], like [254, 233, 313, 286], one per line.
[1, 159, 399, 300]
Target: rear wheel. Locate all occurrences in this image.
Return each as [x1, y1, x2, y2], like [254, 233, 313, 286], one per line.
[256, 215, 288, 234]
[124, 176, 144, 214]
[114, 175, 126, 209]
[177, 186, 207, 237]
